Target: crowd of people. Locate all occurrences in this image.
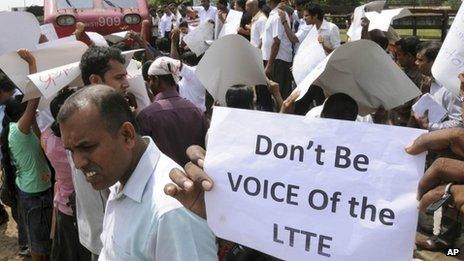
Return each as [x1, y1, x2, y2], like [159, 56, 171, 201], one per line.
[0, 0, 463, 260]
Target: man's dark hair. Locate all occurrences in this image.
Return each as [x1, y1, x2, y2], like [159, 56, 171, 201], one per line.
[0, 73, 17, 93]
[321, 93, 358, 121]
[155, 74, 177, 86]
[50, 87, 76, 137]
[294, 0, 308, 7]
[416, 41, 442, 62]
[142, 60, 153, 82]
[226, 85, 253, 109]
[155, 38, 171, 53]
[218, 0, 228, 7]
[57, 85, 139, 135]
[180, 51, 199, 66]
[395, 37, 421, 56]
[368, 29, 389, 50]
[236, 0, 246, 10]
[80, 46, 126, 86]
[304, 3, 324, 21]
[179, 21, 188, 28]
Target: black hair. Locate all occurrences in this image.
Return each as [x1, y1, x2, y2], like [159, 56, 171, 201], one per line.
[294, 85, 325, 116]
[395, 37, 421, 57]
[0, 73, 17, 93]
[57, 85, 139, 135]
[321, 93, 358, 121]
[218, 0, 228, 7]
[50, 87, 76, 137]
[294, 0, 308, 7]
[225, 85, 253, 109]
[155, 38, 171, 53]
[304, 3, 324, 21]
[1, 96, 26, 195]
[156, 74, 177, 86]
[236, 0, 246, 10]
[179, 21, 188, 28]
[80, 46, 126, 86]
[142, 60, 153, 82]
[180, 51, 199, 66]
[416, 41, 442, 62]
[368, 29, 389, 50]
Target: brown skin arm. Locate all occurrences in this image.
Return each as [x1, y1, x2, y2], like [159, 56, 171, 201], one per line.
[17, 49, 40, 135]
[265, 37, 280, 77]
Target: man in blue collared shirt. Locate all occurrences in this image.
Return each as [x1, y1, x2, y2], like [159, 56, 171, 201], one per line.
[58, 85, 217, 261]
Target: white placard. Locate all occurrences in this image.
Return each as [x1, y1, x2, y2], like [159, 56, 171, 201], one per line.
[431, 1, 464, 97]
[40, 23, 59, 41]
[104, 31, 129, 43]
[0, 41, 88, 101]
[365, 8, 411, 32]
[28, 62, 81, 99]
[0, 11, 41, 55]
[86, 32, 109, 47]
[347, 1, 386, 41]
[196, 35, 266, 105]
[184, 22, 214, 56]
[218, 10, 243, 38]
[295, 40, 421, 115]
[292, 27, 326, 84]
[36, 35, 78, 50]
[412, 93, 448, 123]
[205, 106, 426, 261]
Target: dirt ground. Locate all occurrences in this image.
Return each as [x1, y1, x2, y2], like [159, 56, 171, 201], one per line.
[0, 207, 30, 261]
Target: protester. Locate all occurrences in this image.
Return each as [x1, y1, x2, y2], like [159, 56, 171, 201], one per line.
[6, 50, 52, 261]
[58, 85, 217, 260]
[137, 57, 208, 166]
[304, 3, 340, 54]
[41, 87, 91, 261]
[159, 5, 175, 39]
[190, 0, 218, 24]
[246, 0, 267, 48]
[414, 41, 462, 130]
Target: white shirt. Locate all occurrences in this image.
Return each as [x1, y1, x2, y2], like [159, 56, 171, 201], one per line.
[317, 19, 341, 53]
[159, 13, 174, 36]
[193, 5, 218, 24]
[99, 138, 217, 261]
[261, 8, 293, 63]
[250, 11, 267, 48]
[428, 80, 463, 131]
[178, 64, 206, 112]
[68, 152, 109, 255]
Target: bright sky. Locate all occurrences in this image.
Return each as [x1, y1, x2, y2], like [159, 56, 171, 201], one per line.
[0, 0, 43, 11]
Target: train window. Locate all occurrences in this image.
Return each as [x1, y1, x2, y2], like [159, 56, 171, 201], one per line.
[57, 0, 94, 9]
[103, 0, 139, 8]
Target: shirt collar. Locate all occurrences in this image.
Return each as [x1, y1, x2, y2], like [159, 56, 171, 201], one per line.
[121, 137, 160, 203]
[252, 11, 264, 22]
[153, 89, 179, 101]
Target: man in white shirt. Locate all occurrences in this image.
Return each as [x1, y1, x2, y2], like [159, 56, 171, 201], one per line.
[414, 41, 462, 131]
[303, 3, 340, 54]
[178, 54, 207, 112]
[191, 0, 218, 24]
[260, 0, 293, 111]
[246, 0, 267, 48]
[159, 5, 174, 38]
[58, 86, 217, 261]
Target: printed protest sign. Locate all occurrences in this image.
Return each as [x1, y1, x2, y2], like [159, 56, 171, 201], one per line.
[205, 107, 426, 261]
[431, 1, 464, 97]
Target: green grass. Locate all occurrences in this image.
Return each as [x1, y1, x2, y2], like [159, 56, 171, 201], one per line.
[339, 29, 442, 42]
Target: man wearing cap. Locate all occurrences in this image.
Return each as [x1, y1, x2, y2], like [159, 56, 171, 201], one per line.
[137, 57, 208, 166]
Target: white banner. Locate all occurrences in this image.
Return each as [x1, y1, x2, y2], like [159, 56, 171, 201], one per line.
[184, 22, 214, 56]
[205, 107, 426, 261]
[292, 27, 326, 84]
[196, 35, 266, 105]
[0, 11, 41, 55]
[347, 1, 386, 41]
[365, 8, 411, 32]
[218, 10, 243, 38]
[431, 1, 464, 97]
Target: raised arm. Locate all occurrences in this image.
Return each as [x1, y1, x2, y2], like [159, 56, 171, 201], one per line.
[17, 49, 40, 135]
